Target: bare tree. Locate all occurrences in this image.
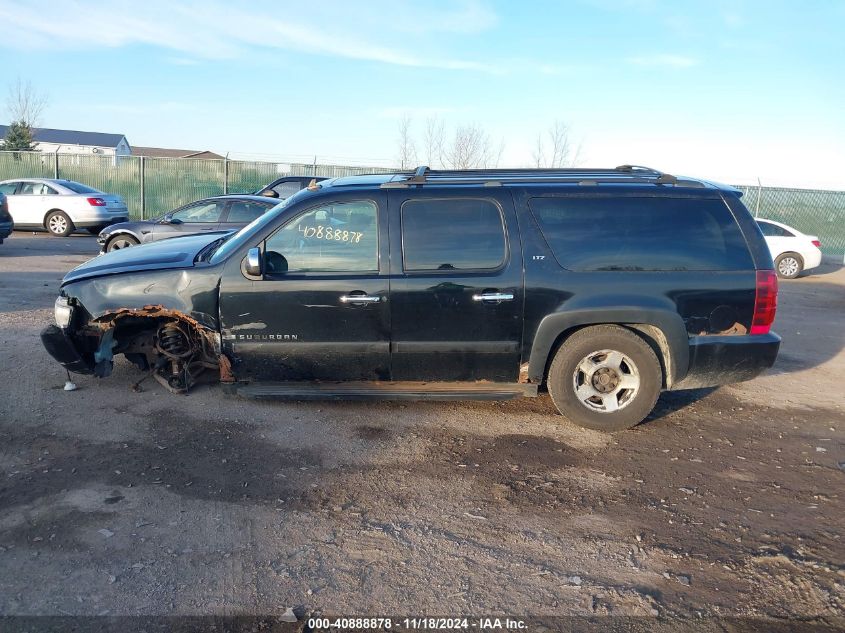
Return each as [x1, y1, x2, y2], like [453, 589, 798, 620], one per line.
[531, 133, 545, 168]
[6, 78, 47, 128]
[442, 123, 498, 170]
[422, 115, 445, 168]
[395, 113, 418, 170]
[532, 120, 582, 168]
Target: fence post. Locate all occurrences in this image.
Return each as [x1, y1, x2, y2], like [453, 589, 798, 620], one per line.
[312, 156, 317, 177]
[223, 153, 229, 195]
[755, 177, 762, 218]
[54, 148, 59, 179]
[140, 156, 146, 220]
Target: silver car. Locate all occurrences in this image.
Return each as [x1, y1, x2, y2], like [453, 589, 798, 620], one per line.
[0, 178, 128, 236]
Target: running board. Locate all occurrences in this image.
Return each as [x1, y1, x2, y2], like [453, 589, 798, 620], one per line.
[231, 381, 538, 401]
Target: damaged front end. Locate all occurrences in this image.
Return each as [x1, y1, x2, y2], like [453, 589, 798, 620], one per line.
[41, 303, 232, 394]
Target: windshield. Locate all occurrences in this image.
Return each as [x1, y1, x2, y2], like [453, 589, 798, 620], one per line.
[58, 180, 102, 194]
[209, 189, 309, 264]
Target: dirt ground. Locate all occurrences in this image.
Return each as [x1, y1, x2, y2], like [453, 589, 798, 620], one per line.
[0, 232, 842, 627]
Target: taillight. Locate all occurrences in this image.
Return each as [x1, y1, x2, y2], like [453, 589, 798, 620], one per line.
[811, 239, 821, 248]
[87, 197, 106, 206]
[751, 270, 778, 335]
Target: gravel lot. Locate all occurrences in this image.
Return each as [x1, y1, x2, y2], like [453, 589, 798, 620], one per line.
[0, 232, 843, 626]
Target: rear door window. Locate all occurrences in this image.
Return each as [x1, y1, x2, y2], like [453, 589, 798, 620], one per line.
[529, 195, 753, 271]
[18, 182, 41, 195]
[0, 182, 19, 195]
[757, 221, 793, 237]
[401, 198, 506, 271]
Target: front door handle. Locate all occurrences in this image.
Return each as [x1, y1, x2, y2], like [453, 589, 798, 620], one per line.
[472, 292, 514, 303]
[339, 294, 382, 304]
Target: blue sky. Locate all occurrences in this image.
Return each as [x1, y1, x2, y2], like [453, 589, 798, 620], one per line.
[0, 0, 842, 187]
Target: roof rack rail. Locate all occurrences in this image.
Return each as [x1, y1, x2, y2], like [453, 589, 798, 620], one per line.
[407, 165, 430, 184]
[380, 165, 700, 188]
[615, 164, 661, 173]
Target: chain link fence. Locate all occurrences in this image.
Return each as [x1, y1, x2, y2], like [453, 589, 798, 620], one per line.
[1, 151, 842, 258]
[735, 185, 845, 259]
[0, 151, 395, 220]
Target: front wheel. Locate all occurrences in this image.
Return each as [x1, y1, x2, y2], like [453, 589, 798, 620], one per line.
[45, 211, 74, 237]
[106, 234, 139, 252]
[547, 325, 662, 432]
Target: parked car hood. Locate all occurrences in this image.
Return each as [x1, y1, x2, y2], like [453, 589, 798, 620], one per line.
[63, 232, 228, 285]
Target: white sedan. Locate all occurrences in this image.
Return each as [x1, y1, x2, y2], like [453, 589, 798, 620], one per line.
[0, 178, 128, 236]
[756, 218, 822, 279]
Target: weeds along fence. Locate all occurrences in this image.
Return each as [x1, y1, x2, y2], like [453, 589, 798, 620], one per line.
[0, 151, 394, 221]
[1, 151, 843, 258]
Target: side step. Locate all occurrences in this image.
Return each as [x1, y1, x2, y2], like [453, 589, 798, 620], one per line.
[232, 381, 538, 401]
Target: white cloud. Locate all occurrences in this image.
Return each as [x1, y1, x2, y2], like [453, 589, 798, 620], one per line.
[626, 54, 699, 68]
[0, 0, 499, 71]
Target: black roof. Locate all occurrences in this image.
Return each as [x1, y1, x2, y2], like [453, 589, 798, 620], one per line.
[0, 125, 126, 148]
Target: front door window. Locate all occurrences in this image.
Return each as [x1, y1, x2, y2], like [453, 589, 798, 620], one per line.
[264, 200, 378, 274]
[171, 201, 224, 223]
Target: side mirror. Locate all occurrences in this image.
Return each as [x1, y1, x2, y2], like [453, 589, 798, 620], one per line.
[245, 247, 262, 276]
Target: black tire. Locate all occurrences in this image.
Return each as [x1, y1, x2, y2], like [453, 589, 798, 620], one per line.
[45, 210, 74, 237]
[106, 234, 139, 252]
[547, 325, 662, 432]
[774, 252, 803, 279]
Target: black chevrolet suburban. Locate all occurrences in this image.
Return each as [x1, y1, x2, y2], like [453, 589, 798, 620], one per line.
[41, 166, 780, 431]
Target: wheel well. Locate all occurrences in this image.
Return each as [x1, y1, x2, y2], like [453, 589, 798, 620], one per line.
[777, 251, 804, 267]
[541, 323, 672, 389]
[105, 231, 139, 245]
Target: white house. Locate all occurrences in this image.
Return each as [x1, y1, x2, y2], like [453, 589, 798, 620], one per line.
[0, 125, 130, 157]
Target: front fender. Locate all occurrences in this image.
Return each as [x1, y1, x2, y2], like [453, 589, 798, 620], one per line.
[527, 304, 689, 387]
[63, 268, 221, 330]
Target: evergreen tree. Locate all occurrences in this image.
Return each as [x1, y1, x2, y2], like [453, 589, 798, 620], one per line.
[2, 119, 36, 151]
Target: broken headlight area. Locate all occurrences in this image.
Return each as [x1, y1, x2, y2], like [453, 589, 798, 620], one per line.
[54, 296, 73, 328]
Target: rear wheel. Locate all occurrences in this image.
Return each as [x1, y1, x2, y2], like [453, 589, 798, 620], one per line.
[775, 252, 803, 279]
[547, 325, 662, 432]
[45, 211, 74, 237]
[107, 234, 139, 252]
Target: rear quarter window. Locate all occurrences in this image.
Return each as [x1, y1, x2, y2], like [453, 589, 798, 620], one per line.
[528, 195, 753, 271]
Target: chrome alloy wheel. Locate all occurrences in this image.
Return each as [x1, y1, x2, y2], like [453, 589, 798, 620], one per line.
[572, 349, 640, 413]
[48, 214, 68, 235]
[778, 256, 800, 277]
[108, 237, 136, 251]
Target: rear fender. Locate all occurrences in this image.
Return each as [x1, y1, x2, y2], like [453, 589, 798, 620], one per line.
[527, 306, 689, 387]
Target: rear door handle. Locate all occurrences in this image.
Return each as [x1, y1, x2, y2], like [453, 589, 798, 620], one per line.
[472, 292, 514, 302]
[339, 294, 382, 304]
